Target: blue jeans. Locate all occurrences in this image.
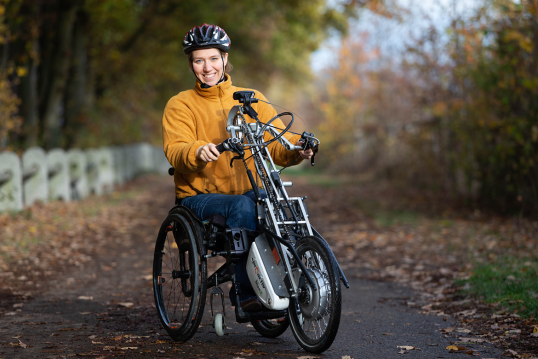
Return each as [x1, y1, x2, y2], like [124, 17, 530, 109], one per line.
[181, 189, 266, 306]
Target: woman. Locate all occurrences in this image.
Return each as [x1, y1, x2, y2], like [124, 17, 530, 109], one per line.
[162, 24, 313, 312]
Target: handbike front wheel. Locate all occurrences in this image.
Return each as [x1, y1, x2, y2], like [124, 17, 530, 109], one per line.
[288, 236, 342, 353]
[153, 208, 207, 341]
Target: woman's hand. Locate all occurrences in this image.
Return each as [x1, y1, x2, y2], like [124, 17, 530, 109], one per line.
[295, 139, 314, 160]
[196, 143, 220, 163]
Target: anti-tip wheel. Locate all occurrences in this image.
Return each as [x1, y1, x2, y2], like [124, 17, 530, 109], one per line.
[214, 313, 225, 337]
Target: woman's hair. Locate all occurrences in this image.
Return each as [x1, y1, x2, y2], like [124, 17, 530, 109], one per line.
[188, 50, 233, 73]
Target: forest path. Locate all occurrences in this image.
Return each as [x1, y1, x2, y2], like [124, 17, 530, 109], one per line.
[0, 175, 503, 358]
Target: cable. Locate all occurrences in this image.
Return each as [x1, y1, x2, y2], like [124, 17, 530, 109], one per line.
[257, 98, 309, 134]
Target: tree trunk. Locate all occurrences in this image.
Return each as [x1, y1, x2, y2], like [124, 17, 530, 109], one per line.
[40, 0, 79, 149]
[63, 8, 89, 148]
[20, 46, 39, 148]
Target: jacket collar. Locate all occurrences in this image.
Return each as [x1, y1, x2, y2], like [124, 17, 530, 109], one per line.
[194, 74, 234, 101]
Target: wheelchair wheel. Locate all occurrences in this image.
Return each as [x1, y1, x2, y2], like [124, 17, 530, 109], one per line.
[153, 207, 207, 341]
[288, 236, 341, 353]
[251, 317, 289, 338]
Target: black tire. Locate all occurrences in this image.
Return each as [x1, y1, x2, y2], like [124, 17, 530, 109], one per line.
[288, 236, 341, 353]
[153, 207, 207, 341]
[251, 317, 290, 338]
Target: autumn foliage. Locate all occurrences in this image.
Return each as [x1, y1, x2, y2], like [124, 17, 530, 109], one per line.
[0, 0, 362, 151]
[315, 0, 538, 215]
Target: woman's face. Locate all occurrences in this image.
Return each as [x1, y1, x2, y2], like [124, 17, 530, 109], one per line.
[190, 48, 228, 87]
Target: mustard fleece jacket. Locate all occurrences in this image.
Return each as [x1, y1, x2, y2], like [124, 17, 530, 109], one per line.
[162, 75, 303, 199]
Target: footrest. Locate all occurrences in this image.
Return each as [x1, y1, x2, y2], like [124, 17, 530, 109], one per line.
[235, 305, 287, 323]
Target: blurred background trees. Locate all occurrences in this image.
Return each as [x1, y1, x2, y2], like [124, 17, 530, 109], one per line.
[1, 0, 536, 215]
[0, 0, 359, 150]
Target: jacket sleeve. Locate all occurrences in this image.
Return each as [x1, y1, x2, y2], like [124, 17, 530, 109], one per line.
[255, 92, 304, 167]
[162, 97, 208, 174]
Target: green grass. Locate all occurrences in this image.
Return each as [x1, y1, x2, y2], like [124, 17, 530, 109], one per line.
[374, 210, 420, 227]
[457, 256, 538, 318]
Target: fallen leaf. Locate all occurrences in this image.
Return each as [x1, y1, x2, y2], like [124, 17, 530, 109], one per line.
[118, 302, 134, 308]
[77, 296, 93, 300]
[446, 345, 459, 350]
[533, 327, 538, 333]
[383, 333, 394, 335]
[79, 312, 91, 315]
[397, 349, 406, 354]
[13, 303, 23, 308]
[120, 347, 138, 350]
[397, 346, 415, 350]
[455, 328, 471, 333]
[505, 329, 521, 335]
[18, 339, 29, 348]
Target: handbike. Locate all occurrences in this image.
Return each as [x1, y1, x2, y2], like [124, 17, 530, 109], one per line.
[152, 91, 349, 353]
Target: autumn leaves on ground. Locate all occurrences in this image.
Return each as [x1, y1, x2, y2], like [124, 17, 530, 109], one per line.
[1, 173, 537, 358]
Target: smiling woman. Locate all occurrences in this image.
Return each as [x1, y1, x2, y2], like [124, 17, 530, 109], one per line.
[161, 23, 312, 316]
[188, 49, 233, 87]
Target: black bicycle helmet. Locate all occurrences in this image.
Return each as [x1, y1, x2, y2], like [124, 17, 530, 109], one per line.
[183, 23, 231, 54]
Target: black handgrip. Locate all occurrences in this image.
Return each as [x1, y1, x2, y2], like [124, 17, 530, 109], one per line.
[216, 143, 225, 154]
[168, 167, 175, 176]
[300, 132, 319, 167]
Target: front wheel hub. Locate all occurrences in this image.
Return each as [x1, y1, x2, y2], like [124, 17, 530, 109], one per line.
[295, 268, 330, 320]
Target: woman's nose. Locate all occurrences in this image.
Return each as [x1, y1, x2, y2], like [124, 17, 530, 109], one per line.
[204, 61, 212, 72]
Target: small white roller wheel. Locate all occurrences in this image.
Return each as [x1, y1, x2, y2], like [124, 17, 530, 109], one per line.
[214, 313, 224, 337]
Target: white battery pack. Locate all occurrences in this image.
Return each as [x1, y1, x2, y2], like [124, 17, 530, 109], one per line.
[246, 240, 289, 311]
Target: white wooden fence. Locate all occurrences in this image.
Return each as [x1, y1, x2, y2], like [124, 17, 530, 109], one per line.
[0, 143, 170, 213]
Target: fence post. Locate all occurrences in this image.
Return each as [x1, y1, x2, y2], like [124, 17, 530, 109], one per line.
[86, 148, 102, 196]
[99, 147, 115, 194]
[67, 149, 89, 200]
[47, 148, 71, 202]
[154, 146, 171, 176]
[124, 144, 137, 181]
[0, 151, 23, 212]
[22, 147, 48, 207]
[111, 146, 126, 186]
[137, 142, 155, 173]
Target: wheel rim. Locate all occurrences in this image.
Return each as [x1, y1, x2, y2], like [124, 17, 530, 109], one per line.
[154, 216, 200, 333]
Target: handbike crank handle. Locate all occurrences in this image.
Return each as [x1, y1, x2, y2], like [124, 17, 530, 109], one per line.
[300, 132, 319, 166]
[216, 138, 242, 154]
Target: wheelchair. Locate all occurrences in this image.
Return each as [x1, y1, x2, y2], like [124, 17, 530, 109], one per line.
[152, 91, 349, 354]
